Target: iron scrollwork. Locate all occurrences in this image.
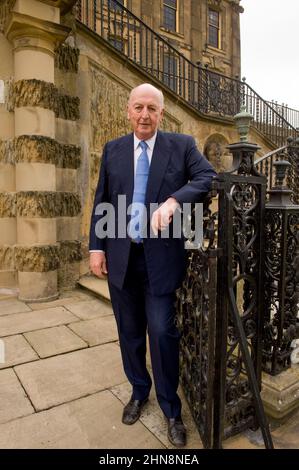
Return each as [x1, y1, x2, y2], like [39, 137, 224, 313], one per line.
[176, 195, 218, 448]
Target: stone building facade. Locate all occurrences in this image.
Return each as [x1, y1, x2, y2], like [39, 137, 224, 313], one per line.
[79, 0, 243, 78]
[0, 0, 271, 302]
[0, 0, 298, 425]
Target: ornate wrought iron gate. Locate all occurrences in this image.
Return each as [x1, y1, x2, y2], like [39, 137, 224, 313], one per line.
[176, 201, 218, 449]
[177, 141, 274, 448]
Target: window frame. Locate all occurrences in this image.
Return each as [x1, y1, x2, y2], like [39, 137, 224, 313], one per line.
[162, 0, 179, 33]
[207, 8, 221, 49]
[108, 0, 127, 11]
[162, 52, 178, 92]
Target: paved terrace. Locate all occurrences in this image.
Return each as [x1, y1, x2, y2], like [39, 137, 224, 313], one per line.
[0, 286, 298, 449]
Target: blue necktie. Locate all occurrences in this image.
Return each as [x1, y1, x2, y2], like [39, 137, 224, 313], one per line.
[128, 141, 150, 243]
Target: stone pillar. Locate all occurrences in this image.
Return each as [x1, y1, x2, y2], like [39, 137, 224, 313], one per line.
[230, 0, 243, 79]
[4, 0, 73, 301]
[0, 1, 15, 291]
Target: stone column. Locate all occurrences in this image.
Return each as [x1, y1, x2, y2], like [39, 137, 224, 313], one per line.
[4, 0, 72, 301]
[229, 0, 243, 79]
[0, 1, 15, 292]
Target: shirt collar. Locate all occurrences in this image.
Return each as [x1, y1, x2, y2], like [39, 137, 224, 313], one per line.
[134, 131, 158, 151]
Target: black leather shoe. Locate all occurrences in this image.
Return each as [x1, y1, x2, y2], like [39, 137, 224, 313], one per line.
[167, 416, 187, 447]
[122, 396, 149, 425]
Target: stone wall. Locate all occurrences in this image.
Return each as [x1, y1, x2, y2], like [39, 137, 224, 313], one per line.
[0, 1, 273, 295]
[75, 21, 273, 278]
[0, 0, 82, 297]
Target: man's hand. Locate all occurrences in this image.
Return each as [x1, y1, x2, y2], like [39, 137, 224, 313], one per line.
[151, 197, 180, 235]
[90, 252, 108, 278]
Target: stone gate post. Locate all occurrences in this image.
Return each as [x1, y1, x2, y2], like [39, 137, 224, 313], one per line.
[1, 0, 80, 301]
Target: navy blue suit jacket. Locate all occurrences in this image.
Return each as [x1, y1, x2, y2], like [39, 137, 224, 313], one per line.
[89, 131, 216, 295]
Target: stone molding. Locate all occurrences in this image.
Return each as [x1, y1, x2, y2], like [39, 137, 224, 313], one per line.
[59, 239, 82, 262]
[227, 0, 244, 13]
[261, 367, 299, 419]
[208, 0, 222, 8]
[0, 136, 81, 168]
[0, 192, 17, 217]
[42, 0, 79, 15]
[56, 92, 80, 120]
[8, 79, 80, 120]
[0, 0, 15, 33]
[16, 191, 81, 217]
[0, 245, 14, 270]
[54, 43, 79, 72]
[0, 240, 82, 272]
[0, 191, 81, 217]
[16, 135, 80, 168]
[14, 245, 59, 272]
[15, 244, 60, 272]
[5, 11, 71, 49]
[0, 138, 15, 164]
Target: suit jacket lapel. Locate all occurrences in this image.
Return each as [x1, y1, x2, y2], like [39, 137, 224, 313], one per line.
[145, 131, 172, 204]
[117, 133, 134, 204]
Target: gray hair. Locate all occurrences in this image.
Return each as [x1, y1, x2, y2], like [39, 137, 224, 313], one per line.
[128, 83, 164, 108]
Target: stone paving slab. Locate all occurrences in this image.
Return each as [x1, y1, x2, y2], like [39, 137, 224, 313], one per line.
[27, 296, 84, 311]
[78, 276, 110, 301]
[0, 368, 34, 424]
[110, 380, 203, 450]
[24, 326, 88, 358]
[14, 343, 126, 411]
[0, 390, 164, 449]
[223, 431, 263, 449]
[0, 335, 39, 369]
[0, 298, 31, 316]
[68, 316, 118, 346]
[65, 299, 113, 321]
[71, 289, 99, 301]
[271, 408, 299, 449]
[0, 307, 78, 337]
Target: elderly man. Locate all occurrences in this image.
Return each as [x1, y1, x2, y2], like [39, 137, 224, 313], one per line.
[89, 83, 216, 447]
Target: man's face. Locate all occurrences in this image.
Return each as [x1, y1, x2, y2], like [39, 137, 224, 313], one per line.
[127, 89, 164, 140]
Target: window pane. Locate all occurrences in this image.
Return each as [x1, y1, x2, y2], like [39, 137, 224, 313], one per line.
[164, 0, 177, 7]
[163, 6, 176, 30]
[109, 0, 124, 11]
[163, 55, 177, 91]
[208, 26, 219, 48]
[109, 37, 123, 51]
[209, 10, 219, 27]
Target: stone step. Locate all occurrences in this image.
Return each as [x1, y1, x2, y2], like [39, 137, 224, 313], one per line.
[77, 275, 111, 303]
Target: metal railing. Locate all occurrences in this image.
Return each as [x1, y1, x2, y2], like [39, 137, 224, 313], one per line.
[255, 138, 299, 204]
[266, 101, 299, 130]
[75, 0, 298, 147]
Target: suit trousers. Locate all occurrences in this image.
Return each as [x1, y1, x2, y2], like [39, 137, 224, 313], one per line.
[108, 242, 182, 419]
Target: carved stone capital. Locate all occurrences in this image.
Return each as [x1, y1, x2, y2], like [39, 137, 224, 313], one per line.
[5, 11, 71, 51]
[228, 0, 244, 13]
[207, 0, 222, 9]
[41, 0, 79, 15]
